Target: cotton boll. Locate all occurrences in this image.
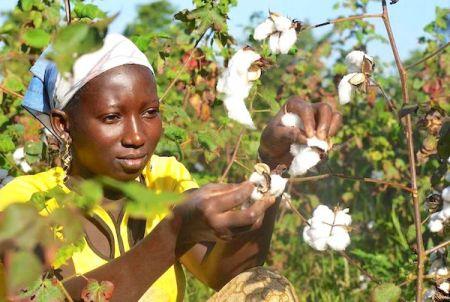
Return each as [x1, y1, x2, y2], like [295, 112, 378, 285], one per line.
[229, 48, 261, 76]
[250, 189, 264, 202]
[249, 172, 266, 186]
[281, 113, 301, 128]
[428, 214, 444, 232]
[269, 32, 281, 54]
[12, 147, 25, 164]
[270, 13, 292, 32]
[269, 175, 288, 197]
[334, 208, 352, 226]
[442, 186, 450, 202]
[338, 73, 357, 105]
[345, 50, 365, 73]
[289, 146, 321, 176]
[278, 28, 297, 54]
[307, 136, 329, 152]
[303, 225, 328, 251]
[223, 94, 255, 129]
[247, 67, 261, 81]
[20, 161, 32, 173]
[328, 227, 351, 251]
[290, 144, 303, 156]
[439, 282, 449, 294]
[254, 18, 275, 40]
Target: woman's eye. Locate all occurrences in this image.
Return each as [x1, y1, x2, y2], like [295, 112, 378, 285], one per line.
[143, 108, 159, 118]
[103, 114, 120, 123]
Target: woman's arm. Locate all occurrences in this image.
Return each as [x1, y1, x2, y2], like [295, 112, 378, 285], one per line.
[63, 214, 184, 301]
[180, 197, 279, 290]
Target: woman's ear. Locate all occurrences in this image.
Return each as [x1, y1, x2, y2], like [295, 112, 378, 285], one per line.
[50, 109, 71, 143]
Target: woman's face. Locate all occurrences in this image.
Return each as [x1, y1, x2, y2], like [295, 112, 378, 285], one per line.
[60, 64, 162, 181]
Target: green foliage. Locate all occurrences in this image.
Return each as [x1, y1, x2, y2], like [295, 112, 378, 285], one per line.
[0, 0, 448, 301]
[371, 283, 401, 302]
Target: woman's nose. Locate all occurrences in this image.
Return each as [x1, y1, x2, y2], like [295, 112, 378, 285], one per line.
[122, 115, 145, 148]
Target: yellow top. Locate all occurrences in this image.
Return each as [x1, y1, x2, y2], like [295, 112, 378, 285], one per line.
[0, 155, 198, 302]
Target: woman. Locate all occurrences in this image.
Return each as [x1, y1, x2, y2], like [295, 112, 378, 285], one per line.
[0, 33, 342, 301]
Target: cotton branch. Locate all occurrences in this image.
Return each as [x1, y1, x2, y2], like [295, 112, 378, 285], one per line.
[381, 1, 424, 300]
[0, 84, 23, 99]
[425, 240, 450, 256]
[306, 14, 382, 30]
[64, 0, 71, 25]
[220, 130, 245, 182]
[406, 42, 449, 70]
[289, 173, 413, 193]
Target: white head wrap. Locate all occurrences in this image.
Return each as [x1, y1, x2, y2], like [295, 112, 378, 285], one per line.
[22, 33, 155, 136]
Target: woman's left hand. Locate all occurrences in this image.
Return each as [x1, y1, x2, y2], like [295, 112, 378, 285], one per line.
[258, 97, 343, 169]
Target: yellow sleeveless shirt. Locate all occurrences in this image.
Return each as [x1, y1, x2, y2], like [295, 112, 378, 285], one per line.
[0, 155, 198, 302]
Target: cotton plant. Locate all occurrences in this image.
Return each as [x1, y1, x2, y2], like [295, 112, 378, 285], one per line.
[428, 186, 450, 233]
[253, 12, 300, 54]
[12, 147, 32, 173]
[217, 46, 266, 129]
[281, 112, 329, 176]
[244, 163, 288, 209]
[338, 50, 376, 105]
[428, 248, 448, 278]
[303, 204, 352, 251]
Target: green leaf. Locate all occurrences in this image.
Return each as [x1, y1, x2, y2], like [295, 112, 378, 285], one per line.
[74, 3, 106, 20]
[165, 125, 187, 143]
[81, 279, 114, 302]
[370, 283, 401, 302]
[20, 0, 34, 11]
[50, 208, 84, 243]
[3, 74, 25, 92]
[29, 191, 48, 212]
[0, 134, 15, 153]
[53, 240, 85, 269]
[437, 121, 450, 159]
[73, 179, 103, 211]
[197, 133, 216, 151]
[7, 251, 42, 292]
[25, 141, 43, 163]
[19, 278, 65, 302]
[49, 22, 106, 74]
[100, 177, 182, 218]
[23, 29, 51, 48]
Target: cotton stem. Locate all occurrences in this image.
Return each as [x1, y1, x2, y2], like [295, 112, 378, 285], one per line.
[381, 1, 424, 300]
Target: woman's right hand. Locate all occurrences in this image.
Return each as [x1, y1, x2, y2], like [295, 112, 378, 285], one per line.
[174, 182, 276, 249]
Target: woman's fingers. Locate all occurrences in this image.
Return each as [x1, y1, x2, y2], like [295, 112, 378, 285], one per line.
[314, 103, 333, 140]
[328, 112, 343, 137]
[264, 124, 308, 147]
[215, 195, 276, 231]
[206, 182, 255, 213]
[286, 100, 316, 137]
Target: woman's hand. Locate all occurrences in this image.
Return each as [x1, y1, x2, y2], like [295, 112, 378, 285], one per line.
[174, 182, 276, 252]
[258, 97, 343, 169]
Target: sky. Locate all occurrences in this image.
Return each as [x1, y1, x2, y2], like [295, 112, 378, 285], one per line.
[0, 0, 447, 64]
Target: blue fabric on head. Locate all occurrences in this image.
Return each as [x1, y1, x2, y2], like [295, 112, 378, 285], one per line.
[22, 50, 58, 115]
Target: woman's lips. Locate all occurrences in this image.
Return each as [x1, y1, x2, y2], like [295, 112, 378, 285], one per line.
[116, 154, 148, 171]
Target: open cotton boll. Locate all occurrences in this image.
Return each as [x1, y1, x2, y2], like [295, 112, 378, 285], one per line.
[328, 227, 351, 251]
[247, 67, 262, 82]
[281, 112, 302, 128]
[338, 73, 357, 105]
[228, 48, 261, 76]
[442, 186, 450, 202]
[12, 147, 25, 164]
[269, 32, 281, 54]
[223, 94, 255, 129]
[249, 171, 266, 186]
[269, 175, 288, 197]
[254, 18, 275, 40]
[289, 145, 321, 176]
[20, 161, 32, 173]
[334, 208, 352, 226]
[307, 136, 329, 152]
[303, 224, 329, 251]
[345, 50, 365, 73]
[278, 28, 297, 54]
[270, 13, 292, 32]
[439, 282, 449, 294]
[428, 213, 444, 232]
